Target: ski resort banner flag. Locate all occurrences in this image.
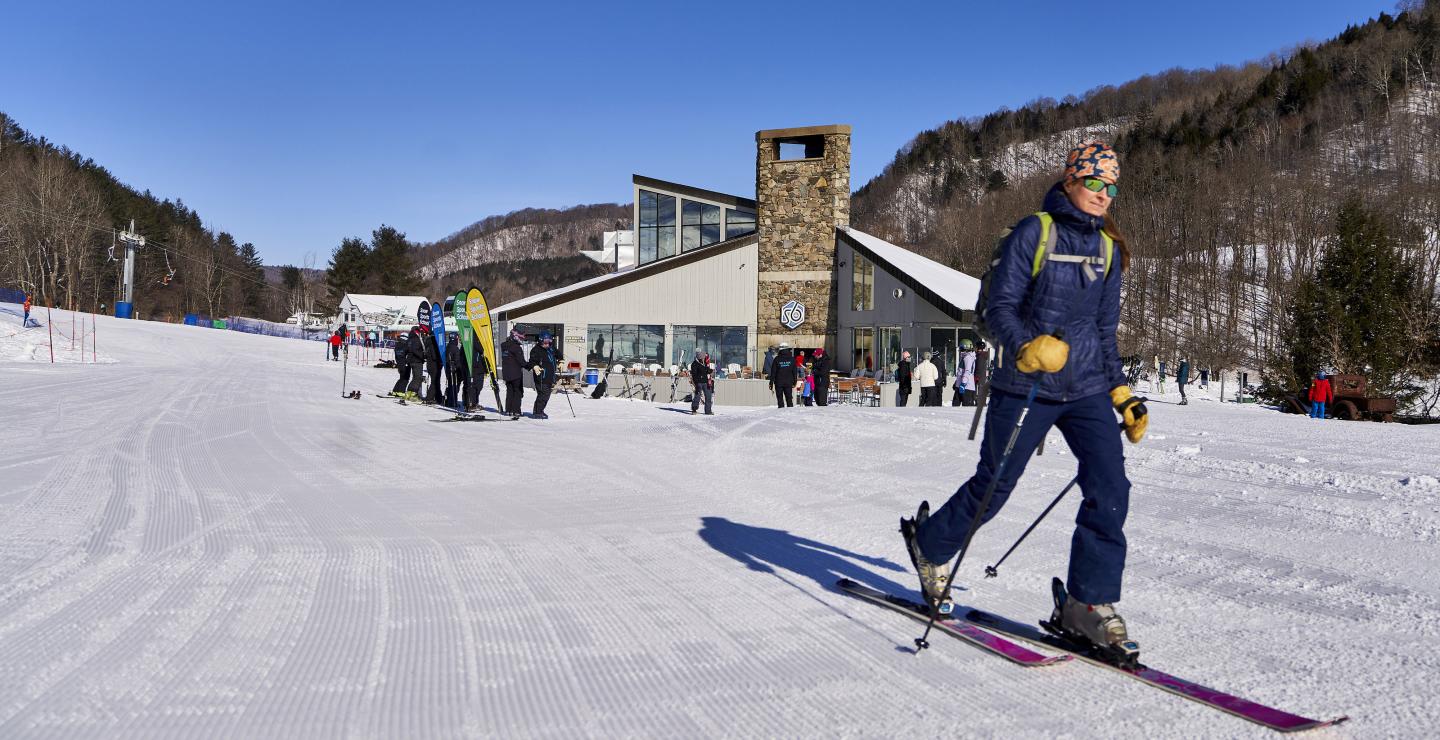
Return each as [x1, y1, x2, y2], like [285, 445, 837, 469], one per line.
[465, 287, 497, 378]
[417, 300, 431, 328]
[429, 300, 447, 369]
[454, 290, 473, 375]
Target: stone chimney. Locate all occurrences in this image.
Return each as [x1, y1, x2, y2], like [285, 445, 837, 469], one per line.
[755, 124, 851, 354]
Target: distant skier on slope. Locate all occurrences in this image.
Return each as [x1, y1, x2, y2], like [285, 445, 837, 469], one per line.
[22, 294, 32, 328]
[690, 351, 715, 415]
[1308, 371, 1333, 419]
[901, 141, 1148, 662]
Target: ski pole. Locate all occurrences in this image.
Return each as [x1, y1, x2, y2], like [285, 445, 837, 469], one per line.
[983, 474, 1079, 580]
[915, 325, 1069, 652]
[341, 344, 349, 398]
[563, 383, 576, 418]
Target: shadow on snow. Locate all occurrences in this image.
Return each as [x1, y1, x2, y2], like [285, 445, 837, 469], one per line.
[697, 516, 912, 600]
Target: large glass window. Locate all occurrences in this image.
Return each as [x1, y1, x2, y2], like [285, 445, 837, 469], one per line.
[674, 325, 749, 371]
[588, 324, 664, 368]
[725, 208, 756, 240]
[852, 253, 874, 311]
[638, 189, 676, 264]
[878, 326, 903, 381]
[852, 327, 875, 375]
[682, 200, 722, 252]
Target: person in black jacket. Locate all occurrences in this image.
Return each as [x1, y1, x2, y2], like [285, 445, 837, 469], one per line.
[422, 327, 443, 404]
[895, 351, 913, 407]
[528, 330, 558, 419]
[464, 344, 487, 412]
[500, 328, 527, 419]
[768, 344, 796, 408]
[811, 347, 832, 406]
[690, 352, 715, 415]
[404, 326, 427, 399]
[933, 350, 948, 406]
[445, 334, 466, 408]
[392, 331, 411, 395]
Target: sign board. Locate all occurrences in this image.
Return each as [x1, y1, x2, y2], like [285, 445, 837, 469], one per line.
[780, 299, 806, 330]
[417, 300, 431, 327]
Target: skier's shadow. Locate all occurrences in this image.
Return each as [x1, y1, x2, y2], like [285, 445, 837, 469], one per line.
[697, 516, 911, 601]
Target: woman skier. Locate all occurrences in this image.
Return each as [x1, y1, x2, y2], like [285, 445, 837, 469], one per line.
[901, 141, 1149, 663]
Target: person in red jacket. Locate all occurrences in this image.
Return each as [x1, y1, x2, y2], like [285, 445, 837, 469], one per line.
[328, 332, 342, 361]
[1308, 371, 1333, 419]
[22, 294, 32, 327]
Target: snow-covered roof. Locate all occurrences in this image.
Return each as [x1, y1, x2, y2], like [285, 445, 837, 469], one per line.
[339, 294, 429, 316]
[838, 226, 981, 316]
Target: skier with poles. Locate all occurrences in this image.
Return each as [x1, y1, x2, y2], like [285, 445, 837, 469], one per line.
[900, 141, 1148, 664]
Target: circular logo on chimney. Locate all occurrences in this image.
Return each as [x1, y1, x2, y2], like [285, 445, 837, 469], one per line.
[780, 300, 806, 329]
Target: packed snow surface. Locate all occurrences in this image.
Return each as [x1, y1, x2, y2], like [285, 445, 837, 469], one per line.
[2, 307, 1437, 738]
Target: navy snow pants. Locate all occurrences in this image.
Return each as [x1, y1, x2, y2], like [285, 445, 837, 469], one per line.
[915, 388, 1131, 605]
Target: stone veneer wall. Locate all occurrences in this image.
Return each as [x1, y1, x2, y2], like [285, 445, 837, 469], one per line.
[755, 126, 851, 353]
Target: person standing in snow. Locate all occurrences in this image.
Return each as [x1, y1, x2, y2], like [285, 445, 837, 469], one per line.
[1308, 371, 1333, 419]
[421, 327, 442, 404]
[763, 346, 776, 379]
[690, 351, 715, 415]
[811, 348, 832, 406]
[902, 141, 1147, 661]
[1157, 358, 1167, 395]
[933, 350, 948, 405]
[768, 343, 796, 408]
[895, 351, 914, 407]
[403, 326, 427, 400]
[955, 339, 977, 406]
[391, 330, 412, 395]
[329, 331, 342, 361]
[914, 352, 939, 406]
[445, 334, 466, 408]
[801, 361, 816, 406]
[500, 328, 527, 419]
[528, 330, 558, 419]
[1199, 367, 1209, 389]
[22, 294, 32, 328]
[1176, 358, 1191, 405]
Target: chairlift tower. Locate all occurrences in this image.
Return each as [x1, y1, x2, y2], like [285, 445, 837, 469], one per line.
[116, 220, 145, 319]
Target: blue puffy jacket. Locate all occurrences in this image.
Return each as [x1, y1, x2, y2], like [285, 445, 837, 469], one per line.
[985, 183, 1126, 402]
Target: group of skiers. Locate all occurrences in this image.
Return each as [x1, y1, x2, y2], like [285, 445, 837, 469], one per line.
[893, 340, 988, 407]
[386, 324, 492, 412]
[764, 344, 833, 408]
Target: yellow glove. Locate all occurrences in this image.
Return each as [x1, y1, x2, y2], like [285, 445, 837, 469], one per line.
[1110, 385, 1148, 444]
[1016, 335, 1069, 374]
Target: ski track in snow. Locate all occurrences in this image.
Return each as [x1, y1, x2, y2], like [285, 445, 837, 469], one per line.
[0, 303, 1435, 737]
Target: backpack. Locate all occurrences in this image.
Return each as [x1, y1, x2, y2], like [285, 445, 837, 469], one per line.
[972, 212, 1114, 349]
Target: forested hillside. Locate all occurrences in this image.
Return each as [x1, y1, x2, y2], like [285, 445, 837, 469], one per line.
[413, 203, 629, 280]
[0, 113, 297, 321]
[853, 3, 1440, 404]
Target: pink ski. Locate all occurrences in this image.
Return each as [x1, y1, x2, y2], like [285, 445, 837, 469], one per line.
[836, 578, 1069, 667]
[962, 608, 1349, 733]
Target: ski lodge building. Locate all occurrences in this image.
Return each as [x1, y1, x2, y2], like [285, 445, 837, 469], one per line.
[335, 294, 430, 336]
[490, 125, 981, 383]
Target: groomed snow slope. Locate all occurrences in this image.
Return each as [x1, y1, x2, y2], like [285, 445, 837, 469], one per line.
[1, 306, 1436, 738]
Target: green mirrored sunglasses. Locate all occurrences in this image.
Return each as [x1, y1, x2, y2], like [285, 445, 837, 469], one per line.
[1082, 178, 1118, 197]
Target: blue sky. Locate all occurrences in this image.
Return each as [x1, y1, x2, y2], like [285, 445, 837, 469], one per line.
[2, 0, 1400, 266]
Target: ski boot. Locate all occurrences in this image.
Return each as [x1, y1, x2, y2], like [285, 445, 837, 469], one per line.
[900, 501, 953, 615]
[1042, 577, 1140, 668]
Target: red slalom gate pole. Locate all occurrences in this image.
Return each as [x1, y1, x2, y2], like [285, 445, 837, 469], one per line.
[92, 313, 97, 363]
[71, 309, 76, 351]
[47, 305, 54, 363]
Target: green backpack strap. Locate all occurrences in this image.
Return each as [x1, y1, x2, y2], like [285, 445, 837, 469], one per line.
[1030, 212, 1056, 278]
[1032, 211, 1116, 281]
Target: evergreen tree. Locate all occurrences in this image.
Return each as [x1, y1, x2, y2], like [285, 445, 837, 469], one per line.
[237, 241, 266, 317]
[369, 224, 421, 295]
[1284, 197, 1419, 395]
[326, 237, 372, 302]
